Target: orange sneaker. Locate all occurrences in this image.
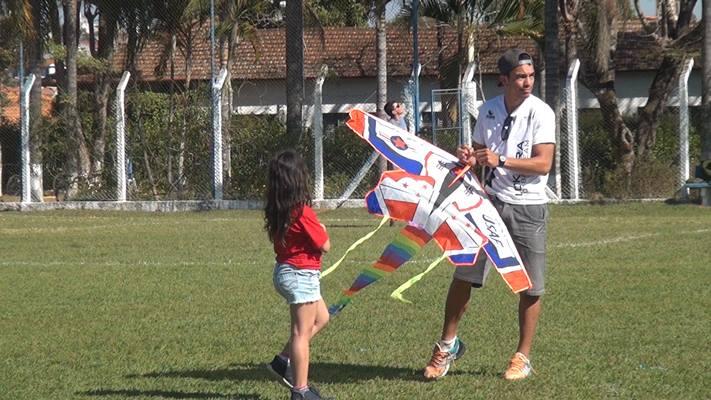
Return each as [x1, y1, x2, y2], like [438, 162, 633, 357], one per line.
[423, 338, 466, 380]
[503, 352, 533, 381]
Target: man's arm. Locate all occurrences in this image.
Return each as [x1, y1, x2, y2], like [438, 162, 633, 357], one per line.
[472, 143, 555, 176]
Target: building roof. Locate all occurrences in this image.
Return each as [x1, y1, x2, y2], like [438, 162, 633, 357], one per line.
[0, 86, 56, 125]
[107, 20, 696, 83]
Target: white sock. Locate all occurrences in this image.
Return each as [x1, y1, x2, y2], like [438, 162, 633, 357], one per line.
[439, 337, 457, 352]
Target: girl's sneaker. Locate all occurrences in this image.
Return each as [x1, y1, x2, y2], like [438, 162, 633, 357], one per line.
[291, 386, 328, 400]
[266, 355, 293, 388]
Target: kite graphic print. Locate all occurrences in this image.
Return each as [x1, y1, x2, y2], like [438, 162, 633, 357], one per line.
[349, 109, 530, 284]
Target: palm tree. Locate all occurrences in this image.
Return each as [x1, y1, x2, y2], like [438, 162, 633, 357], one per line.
[60, 0, 91, 186]
[214, 0, 268, 189]
[286, 0, 304, 138]
[410, 0, 543, 129]
[1, 0, 49, 200]
[83, 0, 123, 178]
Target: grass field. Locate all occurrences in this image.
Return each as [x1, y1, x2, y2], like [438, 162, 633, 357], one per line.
[1, 203, 709, 400]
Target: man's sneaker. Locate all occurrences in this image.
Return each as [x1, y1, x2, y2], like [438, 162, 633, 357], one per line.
[423, 338, 466, 380]
[266, 355, 293, 388]
[503, 352, 533, 381]
[291, 387, 325, 400]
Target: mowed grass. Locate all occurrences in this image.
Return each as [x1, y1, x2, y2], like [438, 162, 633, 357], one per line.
[0, 203, 709, 400]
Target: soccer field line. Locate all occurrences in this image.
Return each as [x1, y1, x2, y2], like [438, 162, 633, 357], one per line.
[1, 228, 708, 268]
[551, 227, 710, 248]
[0, 218, 375, 235]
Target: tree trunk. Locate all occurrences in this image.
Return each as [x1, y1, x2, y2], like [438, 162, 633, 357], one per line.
[28, 3, 44, 202]
[91, 11, 118, 179]
[286, 0, 304, 138]
[577, 0, 636, 183]
[178, 42, 193, 197]
[92, 79, 111, 176]
[63, 0, 90, 184]
[221, 16, 240, 194]
[702, 0, 711, 160]
[598, 88, 636, 178]
[544, 0, 560, 109]
[137, 117, 159, 200]
[636, 57, 683, 159]
[376, 5, 388, 175]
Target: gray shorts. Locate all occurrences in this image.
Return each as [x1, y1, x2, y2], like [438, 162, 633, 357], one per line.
[453, 197, 548, 296]
[273, 263, 322, 304]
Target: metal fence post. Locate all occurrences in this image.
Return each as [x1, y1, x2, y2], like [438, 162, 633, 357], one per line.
[565, 59, 581, 200]
[20, 74, 35, 204]
[212, 68, 228, 201]
[116, 71, 131, 202]
[679, 58, 694, 198]
[313, 65, 328, 201]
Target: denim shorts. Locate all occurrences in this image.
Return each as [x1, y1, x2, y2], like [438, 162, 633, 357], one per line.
[453, 197, 548, 296]
[273, 263, 322, 305]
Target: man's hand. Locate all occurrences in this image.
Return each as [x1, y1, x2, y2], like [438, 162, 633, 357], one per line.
[473, 148, 498, 168]
[456, 145, 476, 167]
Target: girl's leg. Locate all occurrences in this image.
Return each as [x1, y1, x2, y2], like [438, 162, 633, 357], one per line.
[289, 301, 318, 389]
[280, 298, 330, 357]
[311, 298, 330, 338]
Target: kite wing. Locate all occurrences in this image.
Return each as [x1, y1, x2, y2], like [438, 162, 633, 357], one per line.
[346, 108, 531, 293]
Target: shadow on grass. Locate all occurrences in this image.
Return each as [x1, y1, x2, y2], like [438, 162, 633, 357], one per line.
[81, 388, 261, 399]
[130, 361, 491, 384]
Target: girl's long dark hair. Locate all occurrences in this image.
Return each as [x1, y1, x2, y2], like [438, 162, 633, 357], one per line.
[264, 149, 312, 244]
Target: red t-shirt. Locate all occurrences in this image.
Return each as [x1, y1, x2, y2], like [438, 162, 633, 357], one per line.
[274, 205, 329, 270]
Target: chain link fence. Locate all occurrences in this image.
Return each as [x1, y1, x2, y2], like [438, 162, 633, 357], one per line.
[0, 1, 703, 205]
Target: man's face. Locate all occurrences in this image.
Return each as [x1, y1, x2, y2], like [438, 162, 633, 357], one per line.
[501, 64, 535, 101]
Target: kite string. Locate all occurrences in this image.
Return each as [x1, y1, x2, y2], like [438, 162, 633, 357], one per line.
[321, 216, 390, 279]
[390, 253, 448, 304]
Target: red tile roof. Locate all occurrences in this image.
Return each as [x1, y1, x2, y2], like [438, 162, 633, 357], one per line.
[0, 86, 56, 124]
[107, 21, 697, 83]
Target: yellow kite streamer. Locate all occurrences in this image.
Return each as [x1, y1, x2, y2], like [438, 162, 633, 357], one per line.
[390, 253, 448, 303]
[321, 216, 390, 278]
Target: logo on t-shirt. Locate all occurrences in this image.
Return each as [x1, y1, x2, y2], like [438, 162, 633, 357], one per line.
[486, 110, 495, 119]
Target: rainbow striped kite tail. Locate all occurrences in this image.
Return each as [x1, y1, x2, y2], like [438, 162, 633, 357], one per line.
[328, 295, 353, 317]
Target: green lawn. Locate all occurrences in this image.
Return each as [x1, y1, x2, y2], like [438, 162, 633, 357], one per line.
[1, 203, 709, 400]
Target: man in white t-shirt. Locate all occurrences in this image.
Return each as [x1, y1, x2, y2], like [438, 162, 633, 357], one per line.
[423, 48, 555, 381]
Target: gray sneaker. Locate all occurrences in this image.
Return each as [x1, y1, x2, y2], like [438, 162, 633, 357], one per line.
[291, 386, 331, 400]
[266, 355, 293, 388]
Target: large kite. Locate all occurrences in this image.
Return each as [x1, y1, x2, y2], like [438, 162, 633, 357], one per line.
[327, 109, 530, 315]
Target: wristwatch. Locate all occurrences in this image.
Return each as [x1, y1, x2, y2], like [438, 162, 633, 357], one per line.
[498, 154, 507, 168]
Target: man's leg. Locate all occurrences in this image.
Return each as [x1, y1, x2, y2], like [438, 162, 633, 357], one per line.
[502, 201, 548, 380]
[441, 278, 473, 341]
[516, 293, 541, 358]
[424, 273, 481, 380]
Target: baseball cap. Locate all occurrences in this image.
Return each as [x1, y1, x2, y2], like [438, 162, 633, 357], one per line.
[498, 48, 533, 75]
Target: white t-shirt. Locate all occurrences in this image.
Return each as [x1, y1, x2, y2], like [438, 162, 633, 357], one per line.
[473, 94, 556, 205]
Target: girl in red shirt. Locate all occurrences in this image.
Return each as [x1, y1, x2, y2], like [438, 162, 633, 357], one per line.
[264, 149, 331, 400]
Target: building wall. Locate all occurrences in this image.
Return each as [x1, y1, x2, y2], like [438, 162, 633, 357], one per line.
[232, 70, 702, 117]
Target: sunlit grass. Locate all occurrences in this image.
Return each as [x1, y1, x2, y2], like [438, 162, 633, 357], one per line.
[1, 203, 709, 399]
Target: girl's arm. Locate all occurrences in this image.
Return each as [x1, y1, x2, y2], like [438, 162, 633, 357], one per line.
[319, 223, 331, 253]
